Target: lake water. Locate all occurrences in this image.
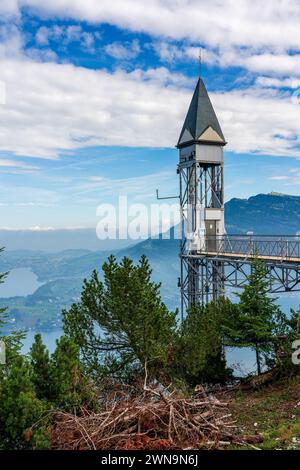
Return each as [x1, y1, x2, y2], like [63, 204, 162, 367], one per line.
[21, 329, 62, 354]
[0, 268, 44, 298]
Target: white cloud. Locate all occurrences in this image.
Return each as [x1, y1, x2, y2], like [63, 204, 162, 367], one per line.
[65, 25, 82, 43]
[269, 176, 290, 181]
[0, 225, 90, 230]
[24, 225, 55, 231]
[153, 42, 219, 66]
[26, 47, 58, 62]
[0, 57, 191, 157]
[0, 15, 300, 160]
[269, 171, 300, 185]
[0, 159, 39, 174]
[35, 24, 97, 53]
[1, 1, 300, 78]
[14, 202, 54, 206]
[0, 49, 300, 159]
[35, 26, 50, 45]
[153, 42, 300, 78]
[2, 0, 299, 51]
[0, 225, 56, 231]
[104, 39, 140, 60]
[0, 158, 37, 168]
[152, 41, 187, 63]
[256, 77, 300, 89]
[212, 87, 300, 157]
[81, 32, 96, 53]
[0, 1, 19, 17]
[89, 176, 105, 182]
[129, 67, 194, 87]
[241, 53, 300, 77]
[0, 24, 23, 59]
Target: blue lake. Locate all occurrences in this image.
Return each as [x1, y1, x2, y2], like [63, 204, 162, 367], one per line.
[0, 268, 44, 297]
[21, 329, 62, 354]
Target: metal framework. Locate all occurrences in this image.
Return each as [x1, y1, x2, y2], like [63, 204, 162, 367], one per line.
[179, 157, 226, 317]
[180, 233, 300, 317]
[178, 156, 300, 316]
[177, 76, 300, 318]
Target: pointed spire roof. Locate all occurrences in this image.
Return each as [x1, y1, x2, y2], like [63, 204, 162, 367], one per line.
[177, 78, 226, 147]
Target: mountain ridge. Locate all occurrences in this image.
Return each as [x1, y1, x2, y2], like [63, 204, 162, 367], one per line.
[225, 193, 300, 235]
[1, 192, 300, 331]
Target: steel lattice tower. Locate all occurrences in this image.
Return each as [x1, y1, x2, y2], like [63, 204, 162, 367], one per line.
[177, 77, 226, 315]
[177, 78, 300, 318]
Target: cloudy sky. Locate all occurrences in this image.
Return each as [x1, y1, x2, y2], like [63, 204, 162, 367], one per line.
[0, 0, 300, 229]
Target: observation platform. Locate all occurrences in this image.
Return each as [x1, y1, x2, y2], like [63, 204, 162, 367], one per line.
[195, 235, 300, 265]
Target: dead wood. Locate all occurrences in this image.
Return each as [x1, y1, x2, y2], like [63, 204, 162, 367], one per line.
[50, 378, 258, 450]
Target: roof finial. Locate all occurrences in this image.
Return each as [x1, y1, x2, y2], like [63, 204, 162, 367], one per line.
[199, 48, 202, 78]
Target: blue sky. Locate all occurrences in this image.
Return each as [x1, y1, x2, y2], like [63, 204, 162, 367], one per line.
[0, 1, 300, 230]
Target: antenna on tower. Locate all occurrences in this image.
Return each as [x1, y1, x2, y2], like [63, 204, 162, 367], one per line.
[199, 48, 202, 78]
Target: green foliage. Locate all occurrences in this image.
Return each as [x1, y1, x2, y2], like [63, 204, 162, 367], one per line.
[271, 308, 300, 377]
[30, 333, 53, 401]
[30, 333, 98, 411]
[50, 336, 98, 411]
[176, 298, 233, 385]
[0, 334, 98, 449]
[3, 246, 299, 451]
[225, 257, 288, 374]
[0, 249, 27, 360]
[0, 249, 99, 449]
[63, 255, 178, 381]
[0, 352, 50, 449]
[0, 249, 48, 450]
[0, 273, 7, 328]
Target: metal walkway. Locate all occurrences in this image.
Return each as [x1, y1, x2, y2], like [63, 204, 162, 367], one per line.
[200, 235, 300, 264]
[181, 235, 300, 304]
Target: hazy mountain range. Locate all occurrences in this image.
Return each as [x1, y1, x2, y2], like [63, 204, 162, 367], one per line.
[1, 192, 300, 253]
[225, 193, 300, 235]
[1, 193, 300, 332]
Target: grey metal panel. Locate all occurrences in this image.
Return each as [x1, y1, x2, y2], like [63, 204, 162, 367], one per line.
[195, 145, 223, 163]
[180, 144, 223, 164]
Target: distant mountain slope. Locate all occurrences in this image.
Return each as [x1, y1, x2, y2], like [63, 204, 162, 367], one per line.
[225, 193, 300, 235]
[2, 193, 300, 282]
[2, 193, 300, 331]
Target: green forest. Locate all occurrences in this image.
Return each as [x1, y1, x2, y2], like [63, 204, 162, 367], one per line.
[1, 249, 299, 450]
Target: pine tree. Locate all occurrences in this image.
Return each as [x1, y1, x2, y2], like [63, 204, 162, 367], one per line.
[0, 354, 50, 449]
[50, 336, 98, 411]
[0, 249, 50, 449]
[177, 297, 233, 385]
[30, 333, 53, 401]
[63, 255, 178, 381]
[0, 249, 8, 329]
[0, 248, 26, 359]
[227, 257, 287, 375]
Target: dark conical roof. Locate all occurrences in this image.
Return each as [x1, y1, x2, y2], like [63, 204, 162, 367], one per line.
[177, 78, 225, 147]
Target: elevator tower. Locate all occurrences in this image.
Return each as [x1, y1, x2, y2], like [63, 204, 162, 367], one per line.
[177, 78, 226, 313]
[177, 77, 300, 318]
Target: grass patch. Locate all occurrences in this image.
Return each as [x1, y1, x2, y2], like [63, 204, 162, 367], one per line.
[224, 375, 300, 450]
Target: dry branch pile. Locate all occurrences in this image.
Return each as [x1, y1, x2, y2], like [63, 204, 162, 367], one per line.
[50, 381, 247, 450]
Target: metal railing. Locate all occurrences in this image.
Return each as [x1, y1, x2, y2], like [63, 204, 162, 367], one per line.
[202, 235, 300, 261]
